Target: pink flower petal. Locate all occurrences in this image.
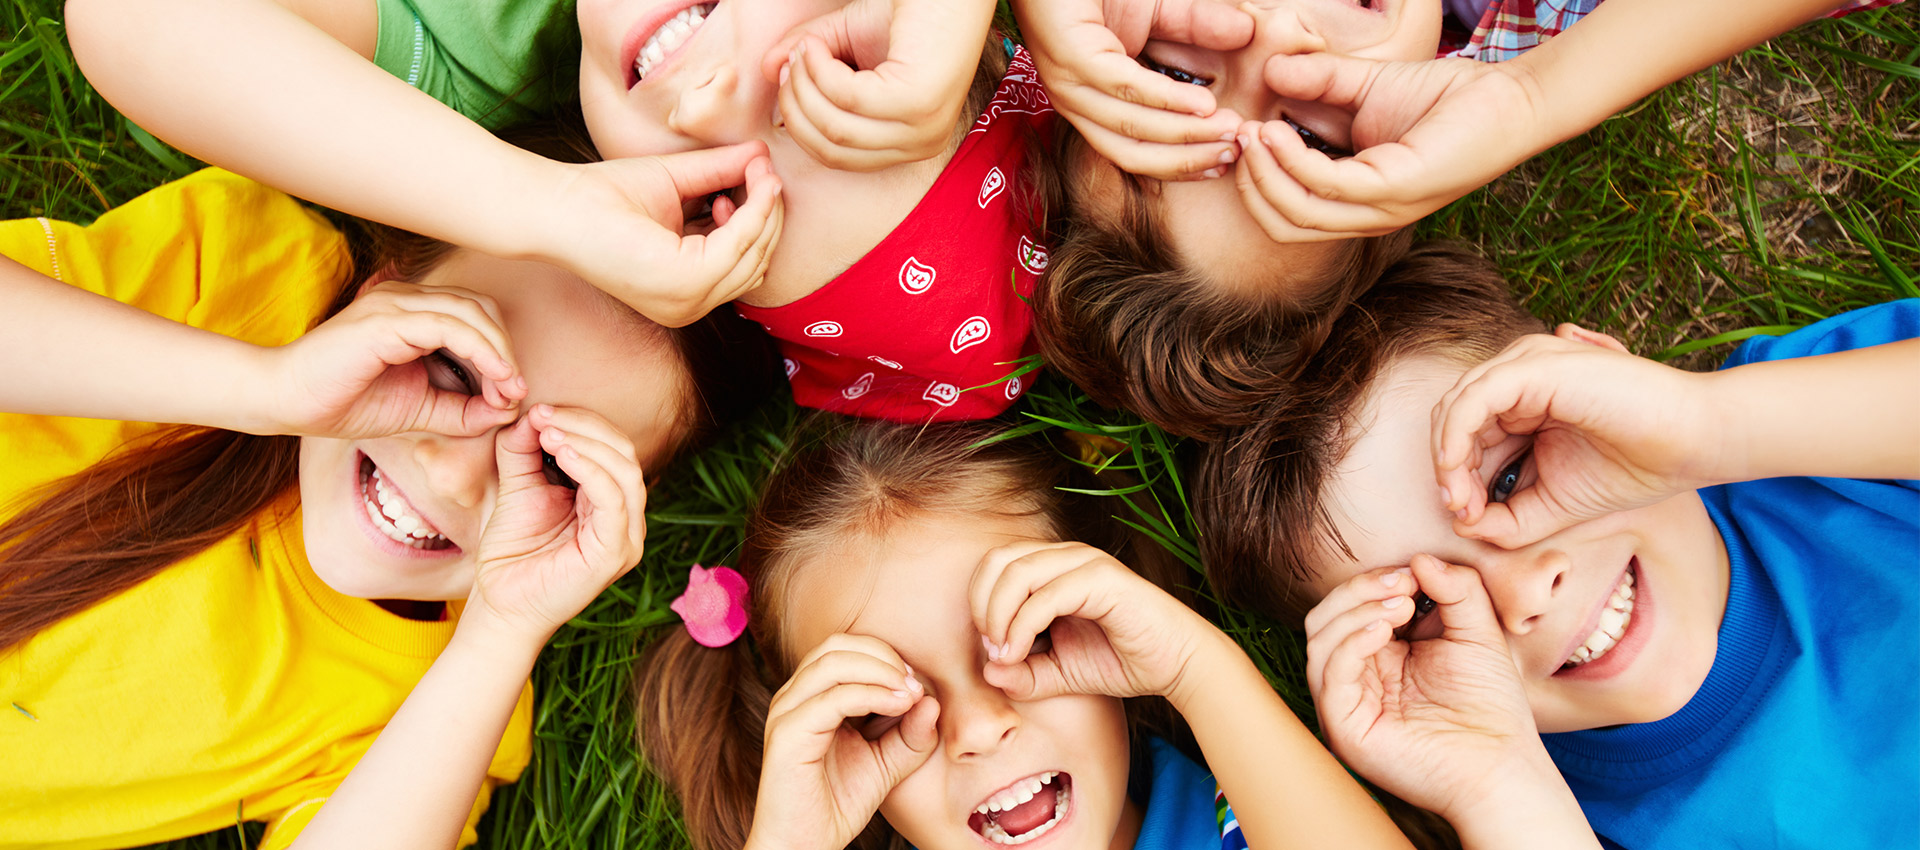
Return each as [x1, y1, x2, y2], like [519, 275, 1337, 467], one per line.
[671, 564, 750, 648]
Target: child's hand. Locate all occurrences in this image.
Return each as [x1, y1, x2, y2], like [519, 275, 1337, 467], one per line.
[1232, 53, 1548, 238]
[1433, 326, 1717, 549]
[1305, 556, 1549, 823]
[748, 634, 940, 850]
[541, 143, 783, 328]
[266, 282, 527, 439]
[969, 541, 1214, 703]
[1014, 0, 1251, 180]
[467, 405, 646, 642]
[759, 0, 994, 172]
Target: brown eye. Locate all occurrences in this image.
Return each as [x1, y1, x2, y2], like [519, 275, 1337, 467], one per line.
[1285, 118, 1353, 158]
[1137, 54, 1212, 86]
[852, 712, 903, 741]
[541, 450, 579, 490]
[427, 350, 476, 395]
[1394, 592, 1440, 642]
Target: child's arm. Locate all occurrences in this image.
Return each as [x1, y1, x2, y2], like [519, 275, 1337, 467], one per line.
[290, 407, 647, 849]
[64, 0, 784, 328]
[0, 256, 525, 436]
[760, 0, 998, 172]
[972, 542, 1415, 850]
[1306, 556, 1602, 850]
[1235, 0, 1857, 238]
[1011, 0, 1251, 179]
[1431, 324, 1920, 549]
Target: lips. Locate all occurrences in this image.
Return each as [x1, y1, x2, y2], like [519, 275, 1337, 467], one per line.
[358, 454, 454, 551]
[624, 1, 717, 88]
[968, 771, 1071, 846]
[1554, 558, 1652, 680]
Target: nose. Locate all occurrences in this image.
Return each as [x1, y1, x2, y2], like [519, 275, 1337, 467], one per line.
[406, 431, 494, 510]
[942, 681, 1021, 761]
[1475, 546, 1571, 636]
[668, 65, 745, 145]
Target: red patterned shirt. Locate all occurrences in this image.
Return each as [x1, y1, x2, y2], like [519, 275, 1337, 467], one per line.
[735, 47, 1053, 422]
[1445, 0, 1904, 62]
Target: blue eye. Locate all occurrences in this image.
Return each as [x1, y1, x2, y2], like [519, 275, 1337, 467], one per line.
[1138, 55, 1209, 86]
[1488, 450, 1531, 504]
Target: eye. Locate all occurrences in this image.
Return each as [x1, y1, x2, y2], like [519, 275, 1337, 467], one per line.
[427, 350, 477, 395]
[541, 450, 580, 490]
[852, 712, 904, 742]
[1394, 591, 1441, 642]
[1487, 448, 1532, 505]
[1137, 54, 1212, 87]
[1284, 117, 1353, 158]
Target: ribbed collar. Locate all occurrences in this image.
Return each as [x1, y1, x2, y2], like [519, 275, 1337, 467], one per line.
[1541, 489, 1794, 798]
[265, 498, 458, 660]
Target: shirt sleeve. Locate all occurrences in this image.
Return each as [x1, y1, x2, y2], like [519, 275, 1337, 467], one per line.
[1719, 299, 1920, 369]
[371, 0, 579, 129]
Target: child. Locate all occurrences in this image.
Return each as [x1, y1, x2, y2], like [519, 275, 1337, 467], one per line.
[1009, 0, 1898, 439]
[66, 0, 1053, 422]
[0, 166, 776, 849]
[1193, 243, 1919, 848]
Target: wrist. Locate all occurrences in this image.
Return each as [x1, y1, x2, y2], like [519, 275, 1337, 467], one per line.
[217, 342, 292, 435]
[1163, 623, 1247, 712]
[495, 154, 590, 264]
[450, 605, 550, 668]
[1442, 751, 1598, 850]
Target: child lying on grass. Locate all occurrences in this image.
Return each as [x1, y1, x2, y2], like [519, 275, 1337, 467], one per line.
[1195, 243, 1919, 848]
[1011, 0, 1900, 439]
[66, 0, 1056, 421]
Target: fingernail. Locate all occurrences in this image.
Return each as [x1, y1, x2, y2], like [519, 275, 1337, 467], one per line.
[999, 642, 1012, 660]
[534, 403, 553, 417]
[981, 635, 999, 660]
[1365, 620, 1383, 632]
[545, 429, 566, 444]
[891, 689, 910, 699]
[1217, 148, 1236, 165]
[1380, 570, 1401, 587]
[1220, 131, 1237, 142]
[1440, 485, 1454, 507]
[905, 673, 922, 693]
[1202, 166, 1225, 179]
[1236, 133, 1251, 149]
[778, 64, 790, 87]
[1455, 508, 1469, 521]
[1382, 596, 1405, 609]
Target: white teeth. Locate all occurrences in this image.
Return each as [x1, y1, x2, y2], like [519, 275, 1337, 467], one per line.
[362, 465, 449, 549]
[1564, 569, 1636, 668]
[977, 777, 1070, 845]
[633, 4, 715, 81]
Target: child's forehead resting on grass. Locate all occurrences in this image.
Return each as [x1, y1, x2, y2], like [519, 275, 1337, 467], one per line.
[1195, 243, 1732, 733]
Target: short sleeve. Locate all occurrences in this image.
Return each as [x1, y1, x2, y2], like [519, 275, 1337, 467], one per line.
[1719, 300, 1920, 370]
[0, 168, 350, 348]
[371, 0, 579, 129]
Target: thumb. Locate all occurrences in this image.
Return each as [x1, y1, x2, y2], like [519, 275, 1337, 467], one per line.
[1407, 555, 1504, 646]
[761, 0, 888, 83]
[1457, 487, 1573, 551]
[1262, 52, 1377, 110]
[646, 142, 771, 202]
[873, 695, 941, 784]
[1154, 0, 1255, 50]
[412, 390, 519, 438]
[492, 416, 548, 495]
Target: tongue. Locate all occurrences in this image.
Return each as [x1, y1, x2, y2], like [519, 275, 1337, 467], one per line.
[993, 788, 1055, 837]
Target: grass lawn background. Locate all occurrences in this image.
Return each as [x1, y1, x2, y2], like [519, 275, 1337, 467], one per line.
[2, 0, 1913, 846]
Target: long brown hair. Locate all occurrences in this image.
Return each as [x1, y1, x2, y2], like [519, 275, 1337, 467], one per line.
[0, 116, 782, 654]
[1194, 243, 1546, 620]
[1032, 125, 1412, 441]
[635, 420, 1186, 850]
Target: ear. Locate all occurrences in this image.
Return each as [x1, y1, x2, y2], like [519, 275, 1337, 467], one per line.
[1554, 323, 1630, 354]
[355, 269, 395, 299]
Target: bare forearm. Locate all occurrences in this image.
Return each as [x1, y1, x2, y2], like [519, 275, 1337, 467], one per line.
[1512, 0, 1843, 145]
[1708, 338, 1920, 483]
[0, 256, 274, 430]
[292, 620, 540, 850]
[65, 0, 556, 259]
[1169, 632, 1415, 850]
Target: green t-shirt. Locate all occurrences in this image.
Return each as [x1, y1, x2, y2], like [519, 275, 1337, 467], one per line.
[371, 0, 580, 129]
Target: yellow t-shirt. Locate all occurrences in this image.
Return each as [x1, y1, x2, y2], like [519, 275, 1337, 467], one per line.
[0, 170, 534, 850]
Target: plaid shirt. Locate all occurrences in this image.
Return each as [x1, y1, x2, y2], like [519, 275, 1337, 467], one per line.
[1446, 0, 1906, 62]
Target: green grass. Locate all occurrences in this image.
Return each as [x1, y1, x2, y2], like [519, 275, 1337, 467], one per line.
[3, 0, 1914, 847]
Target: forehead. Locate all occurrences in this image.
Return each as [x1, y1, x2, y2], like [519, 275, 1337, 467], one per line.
[1310, 355, 1466, 594]
[787, 511, 1056, 669]
[415, 250, 688, 461]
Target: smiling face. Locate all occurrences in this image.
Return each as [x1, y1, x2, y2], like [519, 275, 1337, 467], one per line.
[296, 250, 690, 601]
[1103, 0, 1442, 294]
[1303, 354, 1732, 732]
[785, 510, 1141, 850]
[575, 0, 848, 158]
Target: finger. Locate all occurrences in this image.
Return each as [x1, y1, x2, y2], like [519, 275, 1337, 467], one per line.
[1237, 121, 1377, 239]
[1407, 555, 1504, 645]
[651, 142, 770, 202]
[374, 310, 522, 410]
[873, 693, 941, 780]
[1070, 114, 1239, 180]
[532, 410, 646, 552]
[411, 387, 522, 437]
[1258, 114, 1399, 209]
[781, 41, 911, 169]
[492, 417, 549, 495]
[793, 34, 903, 128]
[769, 683, 923, 758]
[1158, 0, 1257, 50]
[1432, 358, 1548, 514]
[685, 157, 784, 309]
[1317, 613, 1401, 717]
[1074, 41, 1218, 116]
[778, 65, 895, 172]
[970, 541, 1086, 653]
[1060, 82, 1242, 147]
[1304, 594, 1417, 696]
[983, 646, 1061, 701]
[1455, 489, 1567, 551]
[375, 287, 519, 388]
[1261, 53, 1378, 112]
[996, 559, 1119, 665]
[531, 405, 640, 465]
[538, 429, 631, 565]
[771, 642, 918, 719]
[1303, 565, 1415, 636]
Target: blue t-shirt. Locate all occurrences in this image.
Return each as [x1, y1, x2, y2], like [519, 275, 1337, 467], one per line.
[1542, 300, 1920, 849]
[1134, 738, 1246, 850]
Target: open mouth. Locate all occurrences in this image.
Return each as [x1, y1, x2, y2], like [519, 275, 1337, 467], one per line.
[359, 455, 454, 551]
[1560, 559, 1636, 670]
[628, 2, 717, 87]
[968, 771, 1070, 846]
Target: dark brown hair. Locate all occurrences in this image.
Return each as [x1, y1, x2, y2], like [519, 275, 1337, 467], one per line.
[1033, 126, 1413, 441]
[1194, 243, 1545, 621]
[0, 117, 781, 654]
[635, 420, 1187, 850]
